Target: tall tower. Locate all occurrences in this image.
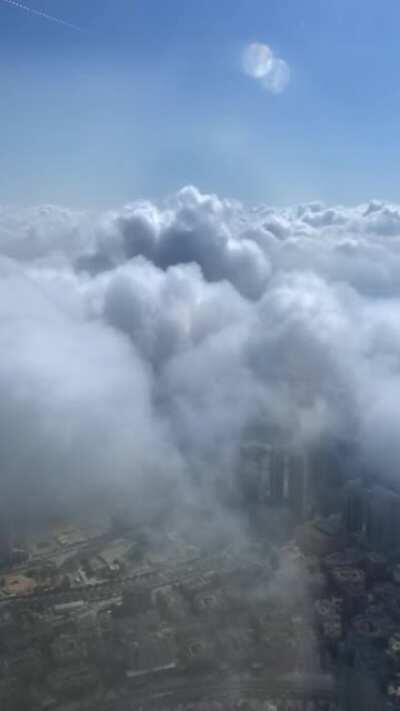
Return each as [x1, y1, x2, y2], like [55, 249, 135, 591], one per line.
[270, 449, 285, 504]
[366, 486, 400, 552]
[0, 517, 11, 567]
[238, 442, 270, 503]
[288, 451, 307, 521]
[344, 479, 365, 534]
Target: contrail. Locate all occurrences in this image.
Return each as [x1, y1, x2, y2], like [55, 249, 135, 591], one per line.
[0, 0, 84, 32]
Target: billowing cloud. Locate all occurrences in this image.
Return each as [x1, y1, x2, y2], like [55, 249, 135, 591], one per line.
[242, 42, 290, 94]
[3, 187, 400, 527]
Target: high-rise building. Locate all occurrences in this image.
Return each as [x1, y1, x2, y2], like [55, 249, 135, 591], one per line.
[270, 449, 285, 504]
[238, 442, 271, 503]
[365, 486, 400, 552]
[288, 452, 308, 520]
[344, 479, 365, 534]
[0, 518, 12, 568]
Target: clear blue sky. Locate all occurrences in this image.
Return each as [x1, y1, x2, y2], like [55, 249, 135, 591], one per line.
[1, 0, 399, 206]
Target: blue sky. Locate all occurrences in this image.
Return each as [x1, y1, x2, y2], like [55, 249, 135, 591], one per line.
[1, 0, 400, 206]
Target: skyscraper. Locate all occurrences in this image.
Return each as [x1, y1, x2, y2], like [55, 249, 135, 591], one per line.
[270, 449, 285, 504]
[288, 452, 308, 521]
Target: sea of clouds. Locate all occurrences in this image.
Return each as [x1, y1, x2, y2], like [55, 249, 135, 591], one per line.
[2, 186, 400, 525]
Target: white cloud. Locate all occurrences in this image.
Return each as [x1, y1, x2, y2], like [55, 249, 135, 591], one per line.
[242, 42, 290, 94]
[3, 188, 400, 523]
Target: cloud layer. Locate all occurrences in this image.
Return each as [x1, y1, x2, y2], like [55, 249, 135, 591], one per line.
[2, 188, 400, 525]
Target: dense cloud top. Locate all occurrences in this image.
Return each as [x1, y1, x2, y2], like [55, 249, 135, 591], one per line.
[2, 186, 400, 524]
